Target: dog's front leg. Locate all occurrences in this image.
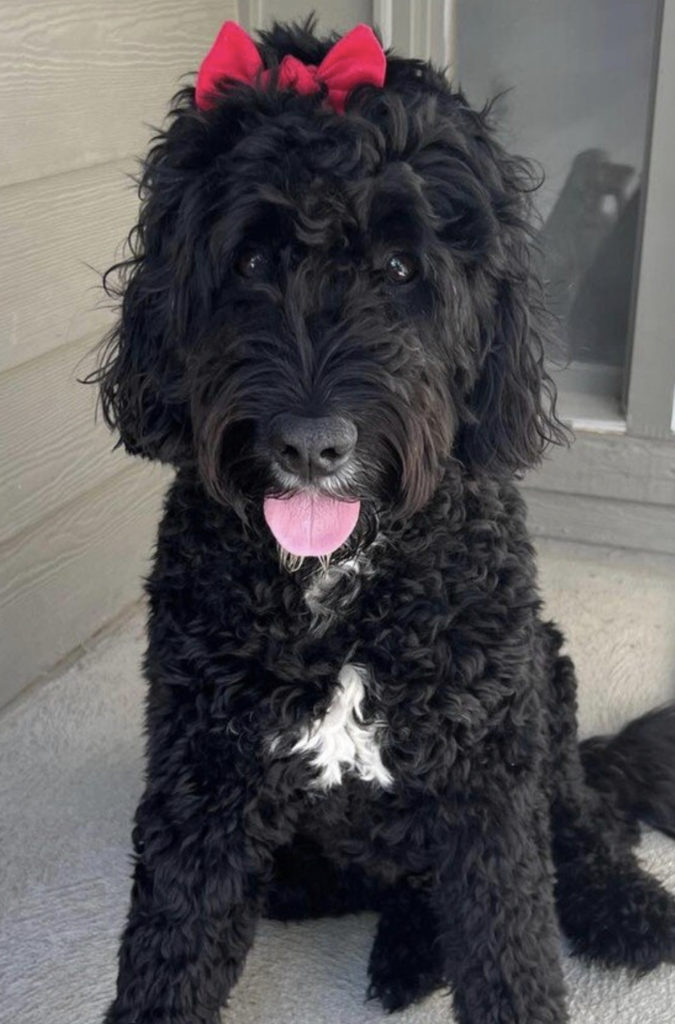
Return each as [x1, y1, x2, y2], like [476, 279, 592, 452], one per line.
[105, 756, 286, 1024]
[436, 786, 568, 1024]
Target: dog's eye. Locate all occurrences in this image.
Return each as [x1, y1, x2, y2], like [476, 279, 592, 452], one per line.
[236, 248, 270, 279]
[383, 252, 418, 284]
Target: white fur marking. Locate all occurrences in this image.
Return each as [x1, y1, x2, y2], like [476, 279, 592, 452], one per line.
[292, 664, 392, 790]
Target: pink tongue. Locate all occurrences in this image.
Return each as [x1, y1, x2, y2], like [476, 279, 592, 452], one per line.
[263, 493, 360, 557]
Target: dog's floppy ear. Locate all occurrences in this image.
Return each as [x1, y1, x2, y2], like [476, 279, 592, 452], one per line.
[95, 252, 191, 464]
[451, 123, 569, 475]
[458, 263, 567, 475]
[91, 91, 220, 464]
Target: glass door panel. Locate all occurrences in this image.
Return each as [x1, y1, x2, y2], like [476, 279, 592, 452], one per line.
[455, 0, 661, 412]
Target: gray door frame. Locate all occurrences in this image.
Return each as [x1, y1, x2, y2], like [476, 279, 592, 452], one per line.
[373, 0, 455, 69]
[625, 0, 675, 440]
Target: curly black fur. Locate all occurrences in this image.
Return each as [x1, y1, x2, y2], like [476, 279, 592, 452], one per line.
[581, 704, 675, 840]
[90, 20, 675, 1024]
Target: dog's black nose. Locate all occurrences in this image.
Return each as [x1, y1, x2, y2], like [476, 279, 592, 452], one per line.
[271, 414, 357, 480]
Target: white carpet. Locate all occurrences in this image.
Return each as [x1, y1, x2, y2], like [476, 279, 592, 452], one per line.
[1, 539, 675, 1023]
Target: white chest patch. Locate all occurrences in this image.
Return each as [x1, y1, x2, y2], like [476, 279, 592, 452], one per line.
[291, 664, 393, 790]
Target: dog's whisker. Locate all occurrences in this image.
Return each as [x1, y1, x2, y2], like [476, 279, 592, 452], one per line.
[278, 548, 305, 573]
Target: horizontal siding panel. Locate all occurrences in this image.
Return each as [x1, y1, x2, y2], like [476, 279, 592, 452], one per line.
[525, 434, 675, 507]
[0, 334, 129, 543]
[524, 487, 675, 557]
[0, 464, 170, 708]
[0, 160, 136, 374]
[0, 0, 234, 188]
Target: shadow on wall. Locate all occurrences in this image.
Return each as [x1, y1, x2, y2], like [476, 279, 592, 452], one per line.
[538, 148, 640, 368]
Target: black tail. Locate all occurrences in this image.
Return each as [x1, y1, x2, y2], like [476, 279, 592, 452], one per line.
[580, 703, 675, 838]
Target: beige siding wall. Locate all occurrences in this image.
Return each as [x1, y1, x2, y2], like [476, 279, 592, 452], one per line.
[0, 1, 236, 707]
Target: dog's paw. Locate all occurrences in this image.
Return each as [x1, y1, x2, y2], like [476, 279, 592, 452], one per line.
[367, 934, 445, 1012]
[559, 864, 675, 972]
[367, 969, 445, 1014]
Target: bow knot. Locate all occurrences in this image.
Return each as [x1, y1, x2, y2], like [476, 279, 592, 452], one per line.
[196, 21, 386, 114]
[276, 54, 321, 93]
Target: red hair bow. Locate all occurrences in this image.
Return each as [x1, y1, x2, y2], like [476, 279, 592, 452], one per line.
[195, 21, 386, 114]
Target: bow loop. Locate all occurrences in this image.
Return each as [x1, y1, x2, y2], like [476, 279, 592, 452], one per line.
[195, 21, 386, 113]
[314, 23, 387, 111]
[195, 22, 263, 109]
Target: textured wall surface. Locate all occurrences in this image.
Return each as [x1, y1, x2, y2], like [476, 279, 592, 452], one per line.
[0, 1, 236, 707]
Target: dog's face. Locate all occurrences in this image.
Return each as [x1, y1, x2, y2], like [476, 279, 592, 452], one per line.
[97, 24, 563, 555]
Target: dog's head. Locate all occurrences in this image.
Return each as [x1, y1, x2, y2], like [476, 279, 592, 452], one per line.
[95, 20, 565, 557]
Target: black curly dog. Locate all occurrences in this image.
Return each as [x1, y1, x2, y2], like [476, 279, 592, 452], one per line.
[93, 20, 675, 1024]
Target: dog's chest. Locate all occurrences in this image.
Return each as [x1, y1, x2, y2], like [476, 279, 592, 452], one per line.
[269, 555, 392, 791]
[301, 553, 370, 635]
[290, 662, 392, 790]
